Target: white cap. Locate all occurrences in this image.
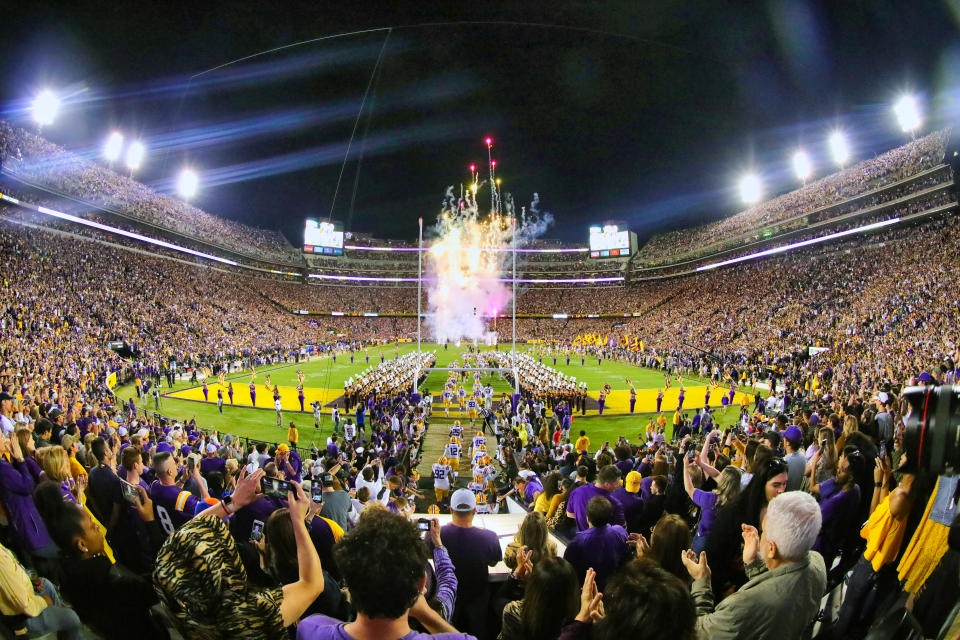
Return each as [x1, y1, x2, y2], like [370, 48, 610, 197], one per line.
[205, 443, 218, 454]
[450, 488, 477, 512]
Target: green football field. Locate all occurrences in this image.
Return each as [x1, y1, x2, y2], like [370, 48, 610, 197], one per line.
[116, 342, 746, 452]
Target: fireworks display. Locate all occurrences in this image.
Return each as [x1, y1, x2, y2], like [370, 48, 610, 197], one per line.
[424, 138, 553, 345]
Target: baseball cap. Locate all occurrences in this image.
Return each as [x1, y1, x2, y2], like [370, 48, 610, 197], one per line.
[277, 444, 290, 453]
[625, 471, 642, 493]
[0, 392, 14, 402]
[918, 371, 933, 383]
[155, 442, 174, 454]
[450, 488, 477, 512]
[205, 443, 218, 454]
[809, 412, 820, 425]
[783, 425, 803, 445]
[48, 407, 63, 419]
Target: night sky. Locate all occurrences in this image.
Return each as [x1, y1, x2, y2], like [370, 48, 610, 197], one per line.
[1, 1, 958, 245]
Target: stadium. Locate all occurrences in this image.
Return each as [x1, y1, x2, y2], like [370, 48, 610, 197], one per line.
[0, 5, 958, 640]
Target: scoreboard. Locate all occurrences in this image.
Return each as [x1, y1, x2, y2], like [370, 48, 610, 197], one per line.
[588, 224, 636, 259]
[303, 219, 344, 256]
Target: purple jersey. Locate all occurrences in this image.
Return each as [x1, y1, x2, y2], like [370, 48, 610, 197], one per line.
[150, 480, 203, 534]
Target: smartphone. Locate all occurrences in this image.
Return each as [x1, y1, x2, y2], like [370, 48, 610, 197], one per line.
[686, 449, 696, 463]
[119, 479, 140, 505]
[185, 456, 196, 474]
[879, 442, 887, 459]
[311, 483, 324, 503]
[250, 519, 264, 543]
[260, 476, 296, 499]
[416, 517, 431, 531]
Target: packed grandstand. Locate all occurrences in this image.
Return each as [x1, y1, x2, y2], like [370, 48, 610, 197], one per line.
[0, 116, 958, 640]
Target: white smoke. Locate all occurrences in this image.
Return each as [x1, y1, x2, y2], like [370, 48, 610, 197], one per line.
[424, 184, 552, 345]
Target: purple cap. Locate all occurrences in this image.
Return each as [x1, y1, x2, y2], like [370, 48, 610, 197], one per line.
[155, 442, 174, 454]
[783, 425, 803, 444]
[180, 445, 193, 457]
[809, 412, 820, 425]
[918, 371, 933, 383]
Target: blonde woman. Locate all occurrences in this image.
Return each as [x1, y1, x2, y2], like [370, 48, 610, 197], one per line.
[504, 511, 557, 570]
[836, 414, 859, 453]
[59, 434, 88, 483]
[684, 455, 742, 553]
[34, 445, 115, 562]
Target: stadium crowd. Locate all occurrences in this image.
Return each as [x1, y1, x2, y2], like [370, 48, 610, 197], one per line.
[0, 121, 302, 264]
[0, 122, 957, 640]
[636, 128, 950, 265]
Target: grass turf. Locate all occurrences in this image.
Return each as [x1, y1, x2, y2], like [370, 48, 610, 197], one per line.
[116, 343, 749, 452]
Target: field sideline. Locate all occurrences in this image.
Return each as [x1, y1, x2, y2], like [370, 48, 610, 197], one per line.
[116, 343, 751, 451]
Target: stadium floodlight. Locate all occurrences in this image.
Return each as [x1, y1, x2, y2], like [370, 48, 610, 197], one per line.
[125, 141, 145, 172]
[177, 168, 199, 199]
[31, 90, 60, 126]
[103, 132, 124, 162]
[792, 150, 812, 182]
[738, 173, 762, 204]
[893, 94, 922, 134]
[828, 130, 849, 167]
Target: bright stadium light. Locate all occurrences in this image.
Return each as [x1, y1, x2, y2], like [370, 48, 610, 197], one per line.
[792, 150, 812, 182]
[177, 168, 199, 199]
[828, 130, 849, 167]
[893, 94, 922, 134]
[125, 141, 145, 172]
[103, 132, 124, 162]
[739, 173, 762, 204]
[31, 90, 60, 126]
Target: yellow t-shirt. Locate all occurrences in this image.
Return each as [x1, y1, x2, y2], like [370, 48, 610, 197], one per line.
[575, 436, 590, 452]
[533, 492, 549, 514]
[287, 426, 299, 444]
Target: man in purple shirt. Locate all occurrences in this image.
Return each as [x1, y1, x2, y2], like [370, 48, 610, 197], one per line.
[199, 443, 226, 477]
[149, 451, 211, 535]
[298, 509, 473, 640]
[273, 444, 302, 482]
[565, 465, 625, 531]
[440, 489, 501, 640]
[563, 496, 630, 590]
[611, 470, 644, 519]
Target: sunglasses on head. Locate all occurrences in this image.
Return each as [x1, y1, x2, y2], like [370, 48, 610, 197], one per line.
[765, 457, 788, 474]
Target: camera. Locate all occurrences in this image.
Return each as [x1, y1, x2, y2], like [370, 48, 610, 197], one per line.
[900, 385, 960, 475]
[416, 518, 431, 531]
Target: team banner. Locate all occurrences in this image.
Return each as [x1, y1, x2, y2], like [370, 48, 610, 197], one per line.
[572, 333, 644, 352]
[106, 372, 118, 390]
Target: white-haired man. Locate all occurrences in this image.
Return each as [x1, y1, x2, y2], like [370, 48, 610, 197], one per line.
[682, 491, 827, 640]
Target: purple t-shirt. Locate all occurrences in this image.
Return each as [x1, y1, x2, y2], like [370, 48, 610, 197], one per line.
[813, 478, 861, 564]
[692, 489, 719, 538]
[297, 615, 476, 640]
[149, 480, 204, 533]
[566, 484, 624, 531]
[440, 524, 502, 600]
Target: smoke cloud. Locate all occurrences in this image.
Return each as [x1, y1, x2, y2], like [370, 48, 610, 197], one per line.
[424, 184, 552, 345]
